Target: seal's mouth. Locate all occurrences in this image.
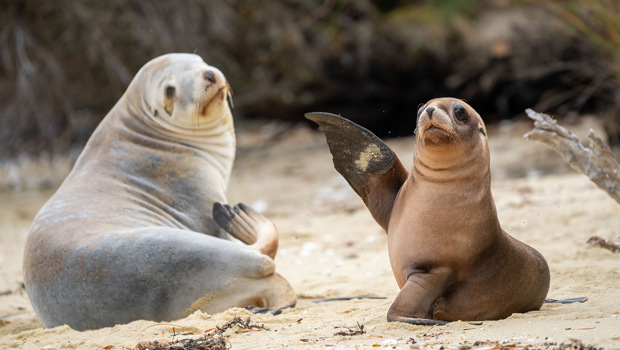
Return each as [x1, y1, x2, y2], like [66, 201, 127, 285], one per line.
[420, 119, 462, 144]
[199, 86, 227, 117]
[425, 123, 446, 133]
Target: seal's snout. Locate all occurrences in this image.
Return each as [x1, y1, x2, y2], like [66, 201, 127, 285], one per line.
[201, 68, 228, 93]
[426, 107, 435, 119]
[203, 70, 216, 84]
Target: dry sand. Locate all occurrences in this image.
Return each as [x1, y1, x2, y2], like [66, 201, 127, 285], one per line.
[0, 117, 619, 349]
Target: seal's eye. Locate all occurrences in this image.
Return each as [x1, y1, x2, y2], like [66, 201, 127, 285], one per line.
[454, 105, 468, 122]
[165, 86, 176, 99]
[164, 86, 177, 117]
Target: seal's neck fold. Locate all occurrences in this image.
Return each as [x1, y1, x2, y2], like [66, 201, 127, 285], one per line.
[412, 142, 491, 187]
[114, 102, 236, 189]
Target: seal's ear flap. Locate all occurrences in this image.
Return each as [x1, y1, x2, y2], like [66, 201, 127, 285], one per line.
[305, 112, 409, 232]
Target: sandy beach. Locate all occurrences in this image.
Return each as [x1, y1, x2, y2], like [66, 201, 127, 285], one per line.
[1, 117, 619, 349]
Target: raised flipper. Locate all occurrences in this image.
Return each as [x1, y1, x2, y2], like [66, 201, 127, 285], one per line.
[305, 112, 409, 232]
[213, 203, 279, 259]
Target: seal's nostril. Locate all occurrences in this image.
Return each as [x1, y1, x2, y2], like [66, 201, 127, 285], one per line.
[426, 107, 435, 119]
[203, 71, 216, 84]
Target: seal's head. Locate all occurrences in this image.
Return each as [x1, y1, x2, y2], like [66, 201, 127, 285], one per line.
[115, 53, 236, 184]
[414, 98, 489, 171]
[415, 98, 487, 147]
[128, 53, 233, 134]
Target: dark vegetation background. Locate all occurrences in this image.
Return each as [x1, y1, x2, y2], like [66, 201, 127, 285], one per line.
[1, 0, 619, 158]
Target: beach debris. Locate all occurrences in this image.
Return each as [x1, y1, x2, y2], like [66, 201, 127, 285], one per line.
[407, 337, 429, 349]
[134, 317, 268, 350]
[334, 321, 365, 336]
[299, 336, 328, 343]
[407, 338, 602, 350]
[380, 338, 398, 345]
[325, 345, 357, 350]
[143, 323, 198, 339]
[586, 236, 620, 253]
[545, 297, 588, 304]
[422, 323, 442, 337]
[216, 316, 269, 333]
[556, 338, 602, 350]
[313, 296, 387, 303]
[134, 335, 226, 350]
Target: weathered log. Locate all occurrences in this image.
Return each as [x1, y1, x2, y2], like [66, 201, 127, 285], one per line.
[523, 108, 620, 204]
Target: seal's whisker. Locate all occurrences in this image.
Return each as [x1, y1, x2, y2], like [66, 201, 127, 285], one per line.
[226, 90, 234, 109]
[451, 129, 462, 143]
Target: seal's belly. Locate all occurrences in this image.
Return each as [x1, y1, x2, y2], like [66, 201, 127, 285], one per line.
[387, 184, 499, 287]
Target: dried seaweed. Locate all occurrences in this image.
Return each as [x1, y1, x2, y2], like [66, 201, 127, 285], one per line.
[134, 335, 226, 350]
[134, 317, 268, 350]
[334, 322, 365, 336]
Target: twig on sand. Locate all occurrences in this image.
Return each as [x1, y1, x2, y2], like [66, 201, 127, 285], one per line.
[545, 297, 588, 304]
[586, 236, 620, 253]
[134, 334, 226, 350]
[334, 322, 366, 336]
[523, 109, 620, 204]
[216, 316, 269, 333]
[134, 316, 268, 350]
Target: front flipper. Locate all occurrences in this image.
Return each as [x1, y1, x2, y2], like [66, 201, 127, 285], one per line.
[306, 112, 409, 232]
[387, 268, 452, 326]
[213, 203, 279, 259]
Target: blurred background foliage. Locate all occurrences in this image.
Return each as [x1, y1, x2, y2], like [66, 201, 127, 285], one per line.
[0, 0, 619, 158]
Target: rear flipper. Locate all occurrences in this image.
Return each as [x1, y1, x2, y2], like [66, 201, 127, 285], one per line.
[387, 268, 452, 326]
[213, 203, 279, 259]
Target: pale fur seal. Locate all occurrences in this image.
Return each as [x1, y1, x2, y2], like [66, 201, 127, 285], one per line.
[23, 53, 296, 331]
[307, 98, 550, 325]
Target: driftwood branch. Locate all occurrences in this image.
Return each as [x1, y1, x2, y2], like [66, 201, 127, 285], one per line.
[523, 108, 620, 204]
[524, 109, 620, 254]
[586, 236, 620, 253]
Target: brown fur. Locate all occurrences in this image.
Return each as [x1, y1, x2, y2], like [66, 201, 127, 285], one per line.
[388, 98, 549, 323]
[308, 98, 550, 325]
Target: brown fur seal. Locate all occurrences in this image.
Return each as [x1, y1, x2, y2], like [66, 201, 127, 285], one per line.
[23, 53, 296, 331]
[306, 98, 550, 325]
